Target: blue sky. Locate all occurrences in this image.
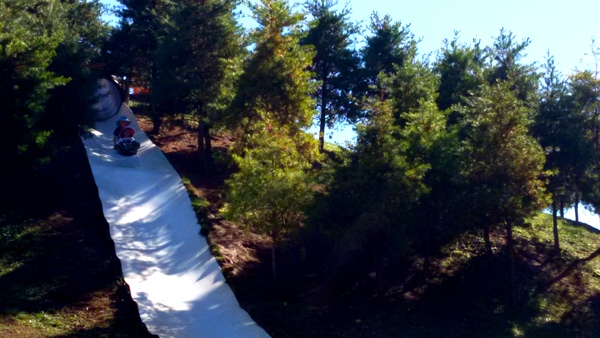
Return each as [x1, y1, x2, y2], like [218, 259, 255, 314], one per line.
[101, 0, 600, 75]
[343, 0, 600, 76]
[100, 0, 600, 143]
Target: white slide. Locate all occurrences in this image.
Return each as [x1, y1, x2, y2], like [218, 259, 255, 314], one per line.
[82, 80, 270, 337]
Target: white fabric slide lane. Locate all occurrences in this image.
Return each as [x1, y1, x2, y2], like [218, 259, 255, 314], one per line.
[82, 103, 270, 338]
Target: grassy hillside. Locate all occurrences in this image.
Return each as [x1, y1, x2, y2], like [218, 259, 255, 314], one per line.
[0, 133, 154, 337]
[2, 108, 600, 337]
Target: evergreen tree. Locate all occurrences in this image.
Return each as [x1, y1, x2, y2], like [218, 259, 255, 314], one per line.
[361, 13, 416, 97]
[229, 0, 315, 138]
[1, 0, 106, 171]
[45, 0, 109, 137]
[106, 0, 171, 133]
[460, 79, 548, 306]
[486, 29, 539, 108]
[389, 56, 438, 123]
[461, 80, 547, 252]
[307, 54, 455, 285]
[224, 0, 318, 280]
[222, 120, 318, 281]
[301, 0, 361, 151]
[0, 0, 68, 169]
[154, 0, 242, 164]
[309, 92, 429, 288]
[569, 70, 600, 215]
[532, 56, 589, 251]
[434, 34, 485, 124]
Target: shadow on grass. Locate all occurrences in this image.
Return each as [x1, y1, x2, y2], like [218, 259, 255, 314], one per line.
[222, 224, 600, 337]
[0, 133, 155, 337]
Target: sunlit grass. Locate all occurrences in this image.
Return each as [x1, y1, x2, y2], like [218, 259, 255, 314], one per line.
[0, 212, 121, 337]
[518, 213, 600, 332]
[0, 220, 47, 277]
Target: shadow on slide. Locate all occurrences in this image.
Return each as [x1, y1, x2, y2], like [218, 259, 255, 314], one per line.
[82, 79, 270, 337]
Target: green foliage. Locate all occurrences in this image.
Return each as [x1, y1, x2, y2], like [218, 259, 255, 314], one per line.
[154, 0, 241, 115]
[45, 0, 109, 136]
[223, 1, 319, 266]
[108, 0, 169, 81]
[388, 57, 439, 121]
[222, 121, 317, 238]
[181, 177, 211, 234]
[434, 34, 485, 121]
[0, 0, 105, 170]
[568, 70, 600, 213]
[301, 0, 362, 150]
[105, 0, 174, 132]
[223, 1, 321, 280]
[229, 0, 316, 136]
[460, 80, 548, 229]
[361, 13, 417, 95]
[486, 29, 539, 108]
[306, 56, 454, 278]
[153, 0, 242, 160]
[222, 120, 318, 278]
[533, 57, 589, 211]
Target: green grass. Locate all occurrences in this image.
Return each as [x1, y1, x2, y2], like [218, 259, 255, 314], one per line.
[181, 176, 211, 235]
[0, 209, 148, 337]
[0, 215, 84, 336]
[244, 212, 600, 337]
[4, 189, 600, 337]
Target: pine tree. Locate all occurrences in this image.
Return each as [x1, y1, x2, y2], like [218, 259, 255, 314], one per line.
[46, 0, 109, 137]
[307, 55, 455, 284]
[486, 29, 539, 108]
[532, 56, 590, 251]
[301, 0, 361, 151]
[222, 120, 318, 281]
[106, 0, 171, 133]
[388, 56, 439, 123]
[434, 34, 485, 124]
[223, 0, 318, 280]
[154, 0, 242, 164]
[0, 0, 68, 168]
[569, 70, 600, 218]
[229, 0, 315, 137]
[461, 79, 548, 307]
[361, 13, 416, 97]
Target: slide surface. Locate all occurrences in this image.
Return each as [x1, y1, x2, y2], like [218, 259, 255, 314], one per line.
[82, 82, 269, 337]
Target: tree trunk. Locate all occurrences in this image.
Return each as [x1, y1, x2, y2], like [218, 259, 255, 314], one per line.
[197, 120, 213, 172]
[574, 195, 580, 224]
[150, 65, 161, 134]
[559, 197, 564, 219]
[151, 105, 161, 134]
[319, 76, 327, 152]
[423, 222, 431, 278]
[506, 220, 516, 312]
[204, 124, 213, 165]
[198, 121, 206, 159]
[483, 224, 492, 255]
[552, 200, 560, 253]
[123, 80, 130, 105]
[271, 231, 278, 282]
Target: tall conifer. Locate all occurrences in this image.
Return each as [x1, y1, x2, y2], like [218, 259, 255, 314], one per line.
[223, 0, 318, 281]
[301, 0, 361, 151]
[154, 0, 242, 163]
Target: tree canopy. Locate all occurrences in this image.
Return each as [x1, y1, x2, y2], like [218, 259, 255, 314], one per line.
[7, 0, 600, 317]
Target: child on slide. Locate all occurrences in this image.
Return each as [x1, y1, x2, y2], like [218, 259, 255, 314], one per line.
[113, 115, 140, 156]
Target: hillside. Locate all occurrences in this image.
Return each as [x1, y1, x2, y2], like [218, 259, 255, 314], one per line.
[2, 105, 600, 337]
[134, 106, 600, 337]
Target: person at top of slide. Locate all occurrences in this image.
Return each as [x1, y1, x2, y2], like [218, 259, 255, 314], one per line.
[113, 115, 140, 156]
[113, 115, 131, 146]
